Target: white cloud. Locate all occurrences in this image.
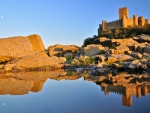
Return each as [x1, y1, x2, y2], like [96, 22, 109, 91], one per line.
[1, 16, 3, 18]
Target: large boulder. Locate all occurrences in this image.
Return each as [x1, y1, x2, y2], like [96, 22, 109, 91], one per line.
[0, 34, 45, 63]
[112, 38, 138, 46]
[106, 54, 134, 63]
[48, 44, 79, 57]
[84, 44, 105, 56]
[27, 34, 45, 52]
[4, 52, 66, 71]
[133, 34, 150, 43]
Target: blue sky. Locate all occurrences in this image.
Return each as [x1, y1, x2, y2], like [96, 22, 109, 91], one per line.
[0, 0, 150, 48]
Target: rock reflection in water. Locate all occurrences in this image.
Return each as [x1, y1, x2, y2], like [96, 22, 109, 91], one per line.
[85, 72, 150, 107]
[0, 70, 81, 95]
[0, 70, 150, 108]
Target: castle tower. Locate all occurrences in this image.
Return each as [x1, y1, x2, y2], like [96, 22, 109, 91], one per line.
[133, 15, 138, 26]
[138, 16, 145, 27]
[119, 7, 129, 19]
[122, 95, 132, 107]
[136, 86, 141, 98]
[102, 20, 107, 31]
[145, 19, 149, 25]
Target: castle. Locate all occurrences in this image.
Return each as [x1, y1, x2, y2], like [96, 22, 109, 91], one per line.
[98, 7, 149, 35]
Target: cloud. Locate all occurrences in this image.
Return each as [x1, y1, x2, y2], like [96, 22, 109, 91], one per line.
[1, 16, 3, 18]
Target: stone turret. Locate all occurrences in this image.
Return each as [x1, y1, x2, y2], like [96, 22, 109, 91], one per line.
[138, 16, 145, 27]
[133, 14, 138, 26]
[102, 20, 107, 31]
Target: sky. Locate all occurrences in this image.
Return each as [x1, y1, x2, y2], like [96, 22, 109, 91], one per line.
[0, 0, 150, 48]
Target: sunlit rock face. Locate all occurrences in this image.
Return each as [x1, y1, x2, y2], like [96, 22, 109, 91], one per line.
[48, 44, 79, 57]
[0, 34, 45, 63]
[84, 44, 105, 56]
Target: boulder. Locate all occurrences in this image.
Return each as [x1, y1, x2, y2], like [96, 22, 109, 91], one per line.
[27, 34, 45, 52]
[106, 54, 134, 63]
[95, 55, 106, 63]
[126, 60, 142, 72]
[92, 37, 112, 47]
[96, 62, 106, 68]
[112, 38, 139, 46]
[4, 52, 65, 71]
[84, 44, 105, 56]
[0, 34, 45, 63]
[131, 52, 142, 59]
[133, 34, 150, 43]
[112, 63, 124, 70]
[90, 68, 111, 76]
[144, 45, 150, 53]
[48, 44, 79, 57]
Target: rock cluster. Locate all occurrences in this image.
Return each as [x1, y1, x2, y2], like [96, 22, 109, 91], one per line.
[48, 44, 79, 57]
[0, 34, 67, 72]
[66, 34, 150, 75]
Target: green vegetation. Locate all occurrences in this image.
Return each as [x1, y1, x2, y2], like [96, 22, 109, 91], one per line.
[99, 50, 105, 54]
[70, 56, 95, 66]
[100, 25, 150, 39]
[64, 53, 73, 63]
[83, 25, 150, 47]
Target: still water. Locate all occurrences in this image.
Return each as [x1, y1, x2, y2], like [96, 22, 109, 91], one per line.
[0, 71, 149, 113]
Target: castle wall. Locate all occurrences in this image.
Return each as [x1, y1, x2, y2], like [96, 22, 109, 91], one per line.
[122, 16, 134, 27]
[106, 20, 122, 30]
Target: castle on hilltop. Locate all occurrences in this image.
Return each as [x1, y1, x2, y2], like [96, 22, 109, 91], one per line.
[98, 7, 149, 35]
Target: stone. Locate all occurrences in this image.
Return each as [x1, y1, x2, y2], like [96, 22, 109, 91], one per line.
[96, 62, 106, 68]
[48, 44, 79, 57]
[112, 63, 124, 69]
[84, 44, 105, 56]
[4, 52, 65, 71]
[90, 68, 111, 76]
[0, 34, 45, 63]
[95, 55, 106, 63]
[126, 60, 142, 72]
[106, 56, 118, 63]
[134, 34, 150, 43]
[106, 54, 134, 63]
[92, 37, 112, 47]
[140, 59, 148, 64]
[4, 64, 16, 71]
[112, 38, 139, 46]
[144, 45, 150, 53]
[136, 44, 147, 53]
[0, 65, 4, 69]
[131, 52, 142, 59]
[27, 34, 45, 52]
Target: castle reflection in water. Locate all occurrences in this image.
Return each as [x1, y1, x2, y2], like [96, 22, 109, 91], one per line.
[0, 70, 150, 107]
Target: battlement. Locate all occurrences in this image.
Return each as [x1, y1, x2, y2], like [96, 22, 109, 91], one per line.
[107, 19, 121, 24]
[119, 7, 128, 10]
[119, 7, 129, 19]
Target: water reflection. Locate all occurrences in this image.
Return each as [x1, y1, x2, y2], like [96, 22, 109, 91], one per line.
[85, 72, 150, 107]
[0, 70, 150, 108]
[0, 70, 81, 95]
